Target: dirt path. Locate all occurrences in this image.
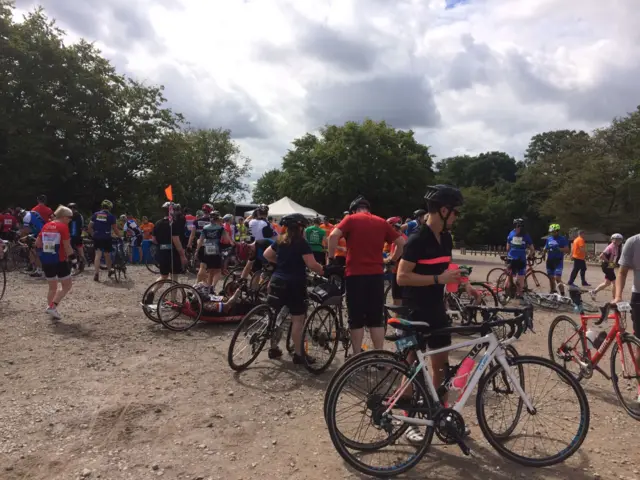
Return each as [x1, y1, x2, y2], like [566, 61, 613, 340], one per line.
[0, 254, 638, 480]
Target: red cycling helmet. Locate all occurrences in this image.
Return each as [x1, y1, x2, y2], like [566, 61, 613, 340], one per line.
[386, 216, 402, 225]
[202, 203, 214, 214]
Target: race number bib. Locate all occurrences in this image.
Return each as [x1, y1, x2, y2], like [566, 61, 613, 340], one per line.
[42, 232, 60, 254]
[129, 221, 138, 229]
[3, 219, 11, 225]
[511, 236, 524, 246]
[205, 243, 219, 256]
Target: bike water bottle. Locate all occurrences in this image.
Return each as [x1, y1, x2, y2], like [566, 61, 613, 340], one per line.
[593, 331, 607, 348]
[446, 264, 460, 293]
[585, 329, 598, 348]
[452, 357, 476, 390]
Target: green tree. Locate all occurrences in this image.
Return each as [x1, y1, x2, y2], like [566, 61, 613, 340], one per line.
[276, 119, 435, 218]
[252, 168, 283, 204]
[436, 151, 519, 188]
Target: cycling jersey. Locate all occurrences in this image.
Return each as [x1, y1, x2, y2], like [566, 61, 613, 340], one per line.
[507, 230, 533, 260]
[69, 213, 84, 238]
[91, 210, 116, 239]
[185, 214, 196, 238]
[248, 218, 272, 241]
[199, 223, 224, 256]
[545, 235, 568, 260]
[406, 220, 419, 235]
[32, 204, 53, 222]
[252, 238, 275, 263]
[124, 218, 142, 237]
[23, 211, 45, 236]
[194, 215, 210, 235]
[304, 225, 326, 253]
[1, 213, 17, 232]
[38, 221, 70, 264]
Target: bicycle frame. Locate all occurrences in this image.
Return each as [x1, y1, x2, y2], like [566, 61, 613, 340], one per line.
[384, 333, 534, 426]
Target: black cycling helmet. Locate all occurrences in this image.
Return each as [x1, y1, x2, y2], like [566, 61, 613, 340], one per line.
[424, 185, 463, 231]
[257, 203, 269, 214]
[279, 213, 307, 228]
[513, 218, 524, 227]
[211, 210, 221, 220]
[68, 203, 78, 210]
[413, 208, 426, 219]
[348, 195, 370, 214]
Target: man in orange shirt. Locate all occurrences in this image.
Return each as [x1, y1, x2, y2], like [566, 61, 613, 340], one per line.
[568, 230, 590, 287]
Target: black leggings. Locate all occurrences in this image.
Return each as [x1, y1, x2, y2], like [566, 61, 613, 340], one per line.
[568, 258, 587, 285]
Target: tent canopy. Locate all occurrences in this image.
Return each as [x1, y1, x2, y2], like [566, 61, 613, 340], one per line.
[243, 196, 321, 219]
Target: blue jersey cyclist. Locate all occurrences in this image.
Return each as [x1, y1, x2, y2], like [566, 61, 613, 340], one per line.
[545, 223, 570, 295]
[402, 209, 426, 236]
[239, 237, 275, 291]
[18, 209, 46, 277]
[506, 218, 534, 297]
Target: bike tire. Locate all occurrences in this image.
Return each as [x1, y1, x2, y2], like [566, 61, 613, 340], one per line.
[227, 304, 272, 371]
[146, 244, 160, 274]
[326, 356, 434, 475]
[486, 267, 506, 285]
[158, 284, 203, 332]
[285, 320, 295, 355]
[302, 306, 340, 374]
[495, 272, 512, 305]
[0, 265, 5, 301]
[141, 279, 177, 324]
[525, 270, 550, 293]
[383, 283, 393, 319]
[609, 333, 640, 420]
[476, 355, 590, 467]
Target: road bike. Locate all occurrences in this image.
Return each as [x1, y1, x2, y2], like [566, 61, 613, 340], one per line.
[486, 256, 549, 300]
[325, 304, 589, 477]
[110, 238, 129, 283]
[548, 294, 640, 420]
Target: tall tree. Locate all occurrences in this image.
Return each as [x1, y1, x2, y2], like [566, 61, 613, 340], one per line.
[277, 119, 435, 218]
[252, 169, 283, 204]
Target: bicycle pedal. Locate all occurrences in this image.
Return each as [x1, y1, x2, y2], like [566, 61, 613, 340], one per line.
[456, 439, 471, 456]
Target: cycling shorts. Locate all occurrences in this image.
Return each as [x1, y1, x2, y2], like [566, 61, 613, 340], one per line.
[507, 258, 527, 276]
[546, 258, 563, 277]
[345, 274, 385, 329]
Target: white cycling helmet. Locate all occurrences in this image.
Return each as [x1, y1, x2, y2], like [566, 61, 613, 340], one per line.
[223, 214, 233, 221]
[611, 233, 623, 240]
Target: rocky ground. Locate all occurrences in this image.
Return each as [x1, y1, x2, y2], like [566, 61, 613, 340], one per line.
[0, 254, 638, 480]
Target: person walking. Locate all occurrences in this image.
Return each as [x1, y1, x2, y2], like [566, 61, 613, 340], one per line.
[568, 230, 590, 287]
[590, 234, 624, 300]
[88, 200, 120, 282]
[305, 216, 326, 265]
[327, 196, 406, 354]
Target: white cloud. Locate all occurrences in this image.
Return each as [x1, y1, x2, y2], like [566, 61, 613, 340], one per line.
[13, 0, 640, 178]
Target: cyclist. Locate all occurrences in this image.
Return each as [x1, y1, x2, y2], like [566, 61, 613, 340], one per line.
[305, 216, 326, 265]
[32, 194, 53, 222]
[402, 209, 427, 236]
[396, 185, 464, 408]
[506, 218, 534, 297]
[19, 208, 46, 276]
[0, 208, 17, 241]
[568, 229, 590, 287]
[262, 213, 325, 363]
[239, 237, 275, 291]
[545, 224, 569, 295]
[184, 208, 196, 240]
[35, 205, 75, 320]
[246, 204, 275, 241]
[121, 214, 143, 263]
[88, 199, 120, 282]
[196, 211, 232, 288]
[153, 202, 188, 279]
[187, 203, 212, 251]
[590, 233, 623, 300]
[68, 203, 85, 272]
[327, 196, 405, 354]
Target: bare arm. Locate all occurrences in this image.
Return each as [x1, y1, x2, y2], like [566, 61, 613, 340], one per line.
[614, 266, 630, 303]
[241, 260, 254, 280]
[327, 228, 343, 259]
[303, 253, 324, 275]
[35, 235, 42, 249]
[63, 238, 73, 258]
[171, 235, 185, 257]
[389, 236, 406, 263]
[88, 221, 94, 236]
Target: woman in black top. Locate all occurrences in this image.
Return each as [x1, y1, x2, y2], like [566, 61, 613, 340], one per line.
[263, 213, 325, 364]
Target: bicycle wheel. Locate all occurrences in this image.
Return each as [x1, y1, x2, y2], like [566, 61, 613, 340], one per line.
[383, 283, 393, 319]
[227, 304, 272, 371]
[476, 355, 589, 467]
[609, 334, 640, 420]
[324, 348, 400, 424]
[326, 356, 435, 476]
[495, 272, 512, 305]
[0, 265, 5, 301]
[141, 279, 177, 323]
[470, 281, 499, 307]
[146, 244, 160, 274]
[157, 284, 203, 332]
[302, 306, 340, 374]
[525, 270, 550, 293]
[285, 319, 295, 354]
[547, 315, 587, 380]
[486, 267, 506, 285]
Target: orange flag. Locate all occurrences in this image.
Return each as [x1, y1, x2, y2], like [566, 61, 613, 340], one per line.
[164, 185, 173, 201]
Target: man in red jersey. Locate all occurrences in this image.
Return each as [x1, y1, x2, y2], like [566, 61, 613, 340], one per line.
[327, 196, 406, 353]
[32, 195, 54, 221]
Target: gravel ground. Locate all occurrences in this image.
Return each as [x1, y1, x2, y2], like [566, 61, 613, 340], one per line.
[0, 253, 638, 480]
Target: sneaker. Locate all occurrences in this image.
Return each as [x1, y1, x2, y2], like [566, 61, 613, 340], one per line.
[567, 282, 576, 287]
[589, 290, 597, 301]
[293, 353, 315, 365]
[582, 282, 591, 287]
[93, 273, 99, 282]
[268, 347, 283, 360]
[45, 306, 61, 320]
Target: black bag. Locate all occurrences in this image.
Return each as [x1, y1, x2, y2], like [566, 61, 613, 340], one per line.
[309, 282, 342, 306]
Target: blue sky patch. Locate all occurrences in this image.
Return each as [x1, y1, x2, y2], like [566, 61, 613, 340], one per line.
[446, 0, 470, 9]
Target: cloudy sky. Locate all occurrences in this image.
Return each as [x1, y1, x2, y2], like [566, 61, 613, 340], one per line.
[13, 0, 640, 181]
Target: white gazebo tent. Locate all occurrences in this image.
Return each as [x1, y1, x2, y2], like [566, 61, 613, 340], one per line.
[243, 196, 321, 220]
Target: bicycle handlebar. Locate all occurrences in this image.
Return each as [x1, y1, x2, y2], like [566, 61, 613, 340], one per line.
[595, 302, 622, 326]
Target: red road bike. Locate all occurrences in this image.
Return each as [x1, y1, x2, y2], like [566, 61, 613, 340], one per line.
[548, 293, 640, 420]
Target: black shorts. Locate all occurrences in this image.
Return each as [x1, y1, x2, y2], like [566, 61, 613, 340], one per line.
[42, 261, 71, 281]
[345, 274, 385, 329]
[334, 256, 346, 267]
[93, 237, 113, 253]
[313, 251, 326, 265]
[410, 307, 451, 350]
[602, 265, 616, 282]
[252, 257, 263, 273]
[631, 293, 640, 337]
[71, 236, 83, 248]
[157, 250, 183, 276]
[198, 247, 222, 270]
[269, 277, 308, 316]
[391, 273, 403, 300]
